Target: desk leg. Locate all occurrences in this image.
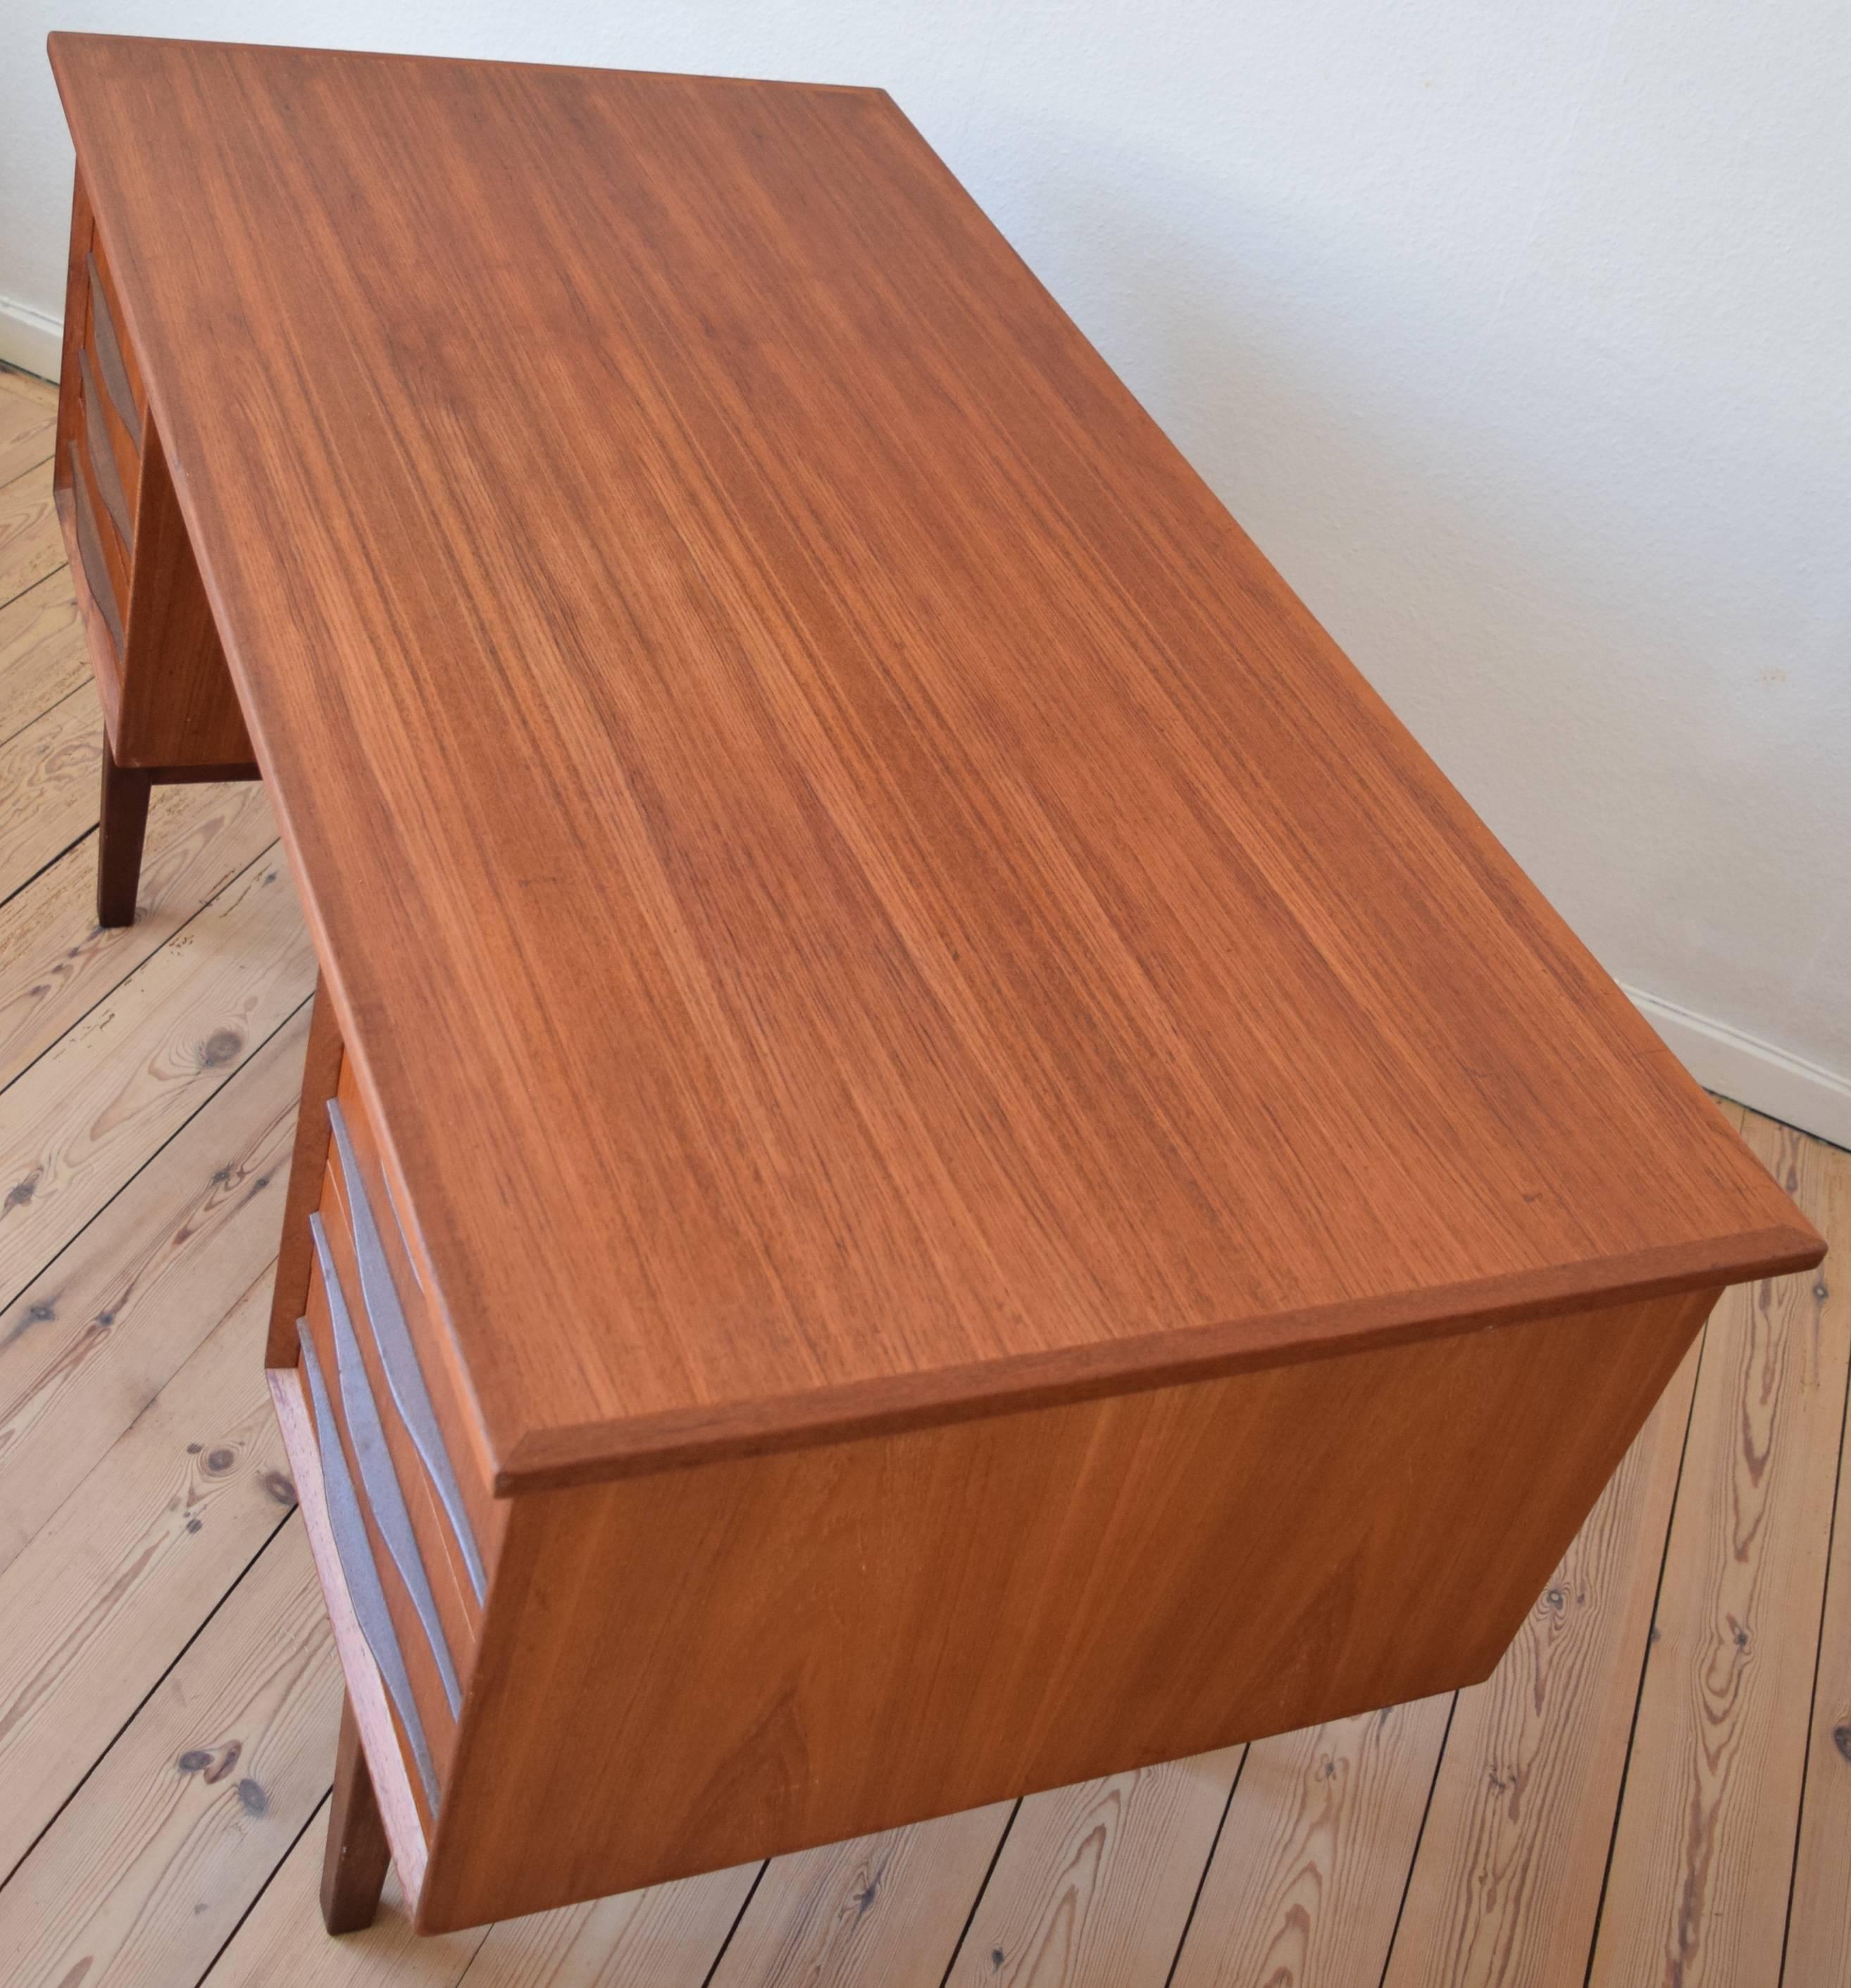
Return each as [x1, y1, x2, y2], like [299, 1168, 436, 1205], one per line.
[96, 737, 152, 928]
[95, 746, 266, 929]
[320, 1690, 392, 1934]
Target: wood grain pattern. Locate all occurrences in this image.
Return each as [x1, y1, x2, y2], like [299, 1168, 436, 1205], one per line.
[0, 1280, 294, 1876]
[0, 393, 56, 489]
[711, 1808, 1012, 1988]
[113, 415, 253, 770]
[1383, 1330, 1707, 1988]
[0, 462, 63, 610]
[424, 1288, 1709, 1930]
[0, 1518, 338, 1988]
[463, 1865, 765, 1987]
[1783, 1139, 1851, 1985]
[49, 36, 1819, 1491]
[211, 1853, 483, 1988]
[1589, 1115, 1851, 1988]
[210, 1818, 758, 1988]
[0, 1008, 303, 1570]
[945, 1751, 1243, 1987]
[0, 368, 59, 412]
[0, 688, 99, 901]
[0, 780, 278, 1086]
[0, 850, 310, 1315]
[0, 574, 89, 746]
[1173, 1698, 1453, 1988]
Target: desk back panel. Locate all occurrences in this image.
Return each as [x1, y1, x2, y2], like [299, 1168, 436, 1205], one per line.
[419, 1281, 1712, 1931]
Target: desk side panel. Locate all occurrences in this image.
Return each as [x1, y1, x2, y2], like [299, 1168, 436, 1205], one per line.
[419, 1282, 1714, 1932]
[116, 417, 255, 769]
[54, 166, 254, 772]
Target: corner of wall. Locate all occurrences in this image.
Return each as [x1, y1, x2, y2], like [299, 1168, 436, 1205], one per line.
[0, 295, 61, 382]
[1626, 985, 1851, 1153]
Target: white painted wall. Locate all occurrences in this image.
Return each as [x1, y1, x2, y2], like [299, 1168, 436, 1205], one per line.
[5, 1, 1847, 1142]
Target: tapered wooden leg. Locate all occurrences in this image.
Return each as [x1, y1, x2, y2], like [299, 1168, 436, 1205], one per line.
[96, 737, 153, 927]
[320, 1691, 391, 1934]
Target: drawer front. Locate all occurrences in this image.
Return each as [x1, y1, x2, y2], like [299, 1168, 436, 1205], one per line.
[313, 1208, 465, 1715]
[300, 1239, 459, 1826]
[327, 1056, 501, 1596]
[85, 243, 145, 440]
[56, 193, 140, 711]
[66, 435, 125, 661]
[56, 168, 256, 772]
[74, 346, 134, 550]
[315, 1148, 485, 1663]
[79, 251, 142, 544]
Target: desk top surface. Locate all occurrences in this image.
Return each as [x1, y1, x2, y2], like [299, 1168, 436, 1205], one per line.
[51, 34, 1819, 1488]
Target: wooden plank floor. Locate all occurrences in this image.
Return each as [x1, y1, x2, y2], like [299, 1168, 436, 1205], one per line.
[1, 356, 1847, 1987]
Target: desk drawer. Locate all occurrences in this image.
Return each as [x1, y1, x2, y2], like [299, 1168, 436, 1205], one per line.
[268, 995, 503, 1858]
[58, 198, 138, 706]
[300, 1227, 466, 1829]
[54, 167, 254, 770]
[80, 246, 142, 543]
[314, 1142, 487, 1643]
[322, 1059, 497, 1616]
[84, 238, 146, 435]
[66, 427, 125, 668]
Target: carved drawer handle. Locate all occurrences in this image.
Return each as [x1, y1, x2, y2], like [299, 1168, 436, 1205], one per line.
[77, 349, 132, 547]
[68, 442, 123, 656]
[314, 1213, 463, 1713]
[328, 1099, 487, 1599]
[85, 251, 142, 445]
[298, 1321, 440, 1809]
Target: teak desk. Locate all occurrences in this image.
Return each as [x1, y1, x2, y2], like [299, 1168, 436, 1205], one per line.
[49, 33, 1824, 1938]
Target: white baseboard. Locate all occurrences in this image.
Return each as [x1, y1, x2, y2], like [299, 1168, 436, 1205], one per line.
[1626, 985, 1851, 1151]
[0, 294, 61, 382]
